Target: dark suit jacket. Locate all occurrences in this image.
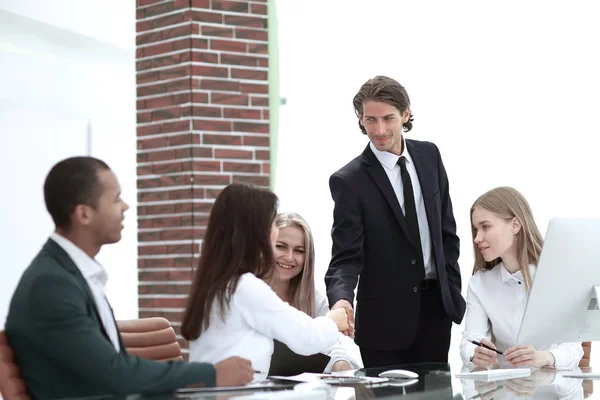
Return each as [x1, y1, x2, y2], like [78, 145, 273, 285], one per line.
[325, 140, 466, 351]
[5, 239, 215, 399]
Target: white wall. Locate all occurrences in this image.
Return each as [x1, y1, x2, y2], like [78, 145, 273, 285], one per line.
[274, 0, 600, 369]
[0, 0, 134, 51]
[0, 2, 136, 327]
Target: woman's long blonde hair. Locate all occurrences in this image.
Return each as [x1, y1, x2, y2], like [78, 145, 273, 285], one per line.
[470, 187, 543, 293]
[274, 212, 316, 317]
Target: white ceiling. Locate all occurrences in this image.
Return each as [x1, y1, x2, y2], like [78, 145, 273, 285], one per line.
[0, 0, 134, 51]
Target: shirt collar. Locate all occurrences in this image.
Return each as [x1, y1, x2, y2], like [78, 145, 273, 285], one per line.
[500, 262, 536, 284]
[50, 232, 108, 285]
[369, 136, 412, 171]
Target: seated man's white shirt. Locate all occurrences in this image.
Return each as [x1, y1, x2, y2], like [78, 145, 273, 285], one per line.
[50, 232, 120, 352]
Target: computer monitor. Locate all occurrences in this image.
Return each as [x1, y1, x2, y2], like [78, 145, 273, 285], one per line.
[517, 217, 600, 349]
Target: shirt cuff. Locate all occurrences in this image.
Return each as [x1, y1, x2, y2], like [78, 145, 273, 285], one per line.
[549, 349, 568, 368]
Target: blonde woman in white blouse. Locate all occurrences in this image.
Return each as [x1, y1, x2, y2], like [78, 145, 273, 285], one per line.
[267, 212, 361, 372]
[181, 184, 349, 380]
[461, 187, 583, 369]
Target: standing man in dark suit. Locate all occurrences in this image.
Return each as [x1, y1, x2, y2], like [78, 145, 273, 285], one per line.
[325, 76, 466, 368]
[5, 156, 254, 399]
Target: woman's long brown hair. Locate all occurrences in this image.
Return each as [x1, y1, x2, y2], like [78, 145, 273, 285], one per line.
[181, 183, 279, 340]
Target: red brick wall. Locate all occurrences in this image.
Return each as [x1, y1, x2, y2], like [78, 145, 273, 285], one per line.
[135, 0, 270, 355]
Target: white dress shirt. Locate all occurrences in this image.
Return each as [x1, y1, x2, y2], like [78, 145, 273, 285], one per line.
[50, 232, 120, 352]
[188, 273, 339, 378]
[369, 140, 436, 278]
[315, 291, 361, 371]
[460, 263, 583, 368]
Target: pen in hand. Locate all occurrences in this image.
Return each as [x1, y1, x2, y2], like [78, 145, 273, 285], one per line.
[468, 339, 504, 355]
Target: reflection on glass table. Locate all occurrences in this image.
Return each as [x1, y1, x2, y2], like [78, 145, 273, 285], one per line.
[459, 366, 589, 400]
[58, 362, 599, 399]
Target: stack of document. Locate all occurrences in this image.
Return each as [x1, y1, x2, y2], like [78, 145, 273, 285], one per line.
[176, 381, 292, 393]
[562, 372, 600, 379]
[269, 372, 388, 385]
[455, 368, 531, 382]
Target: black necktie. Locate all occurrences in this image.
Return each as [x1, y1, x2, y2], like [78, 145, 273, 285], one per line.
[398, 156, 425, 279]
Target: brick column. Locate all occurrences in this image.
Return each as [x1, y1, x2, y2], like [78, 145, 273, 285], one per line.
[135, 0, 270, 355]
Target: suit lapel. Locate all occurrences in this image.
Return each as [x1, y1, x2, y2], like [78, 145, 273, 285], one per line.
[362, 145, 416, 249]
[43, 239, 113, 344]
[105, 299, 127, 354]
[406, 140, 434, 198]
[407, 141, 439, 255]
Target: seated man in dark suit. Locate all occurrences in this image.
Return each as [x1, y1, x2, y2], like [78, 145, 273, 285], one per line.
[5, 156, 254, 399]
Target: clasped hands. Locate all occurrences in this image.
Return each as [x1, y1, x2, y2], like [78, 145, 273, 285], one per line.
[329, 299, 355, 338]
[471, 338, 555, 368]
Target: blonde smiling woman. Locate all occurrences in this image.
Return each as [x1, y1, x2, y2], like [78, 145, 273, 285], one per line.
[267, 212, 361, 372]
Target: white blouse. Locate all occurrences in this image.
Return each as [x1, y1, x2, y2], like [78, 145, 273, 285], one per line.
[460, 263, 583, 368]
[188, 273, 339, 377]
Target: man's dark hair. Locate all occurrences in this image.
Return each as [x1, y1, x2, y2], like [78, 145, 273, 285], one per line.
[353, 75, 414, 134]
[43, 156, 111, 229]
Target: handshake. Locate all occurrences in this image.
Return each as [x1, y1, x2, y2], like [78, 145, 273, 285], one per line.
[213, 301, 355, 387]
[326, 299, 355, 338]
[212, 301, 356, 387]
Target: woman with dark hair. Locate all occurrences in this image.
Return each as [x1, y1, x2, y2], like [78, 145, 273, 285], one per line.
[181, 184, 348, 378]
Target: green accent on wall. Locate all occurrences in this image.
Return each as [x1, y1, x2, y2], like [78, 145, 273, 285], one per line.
[268, 0, 279, 190]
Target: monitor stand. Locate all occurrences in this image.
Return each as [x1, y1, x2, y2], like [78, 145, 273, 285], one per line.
[586, 285, 600, 310]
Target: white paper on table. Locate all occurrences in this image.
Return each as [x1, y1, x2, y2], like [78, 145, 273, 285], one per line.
[455, 368, 531, 381]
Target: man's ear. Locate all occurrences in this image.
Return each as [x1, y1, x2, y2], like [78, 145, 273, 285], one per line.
[358, 115, 364, 126]
[402, 107, 411, 123]
[73, 204, 93, 227]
